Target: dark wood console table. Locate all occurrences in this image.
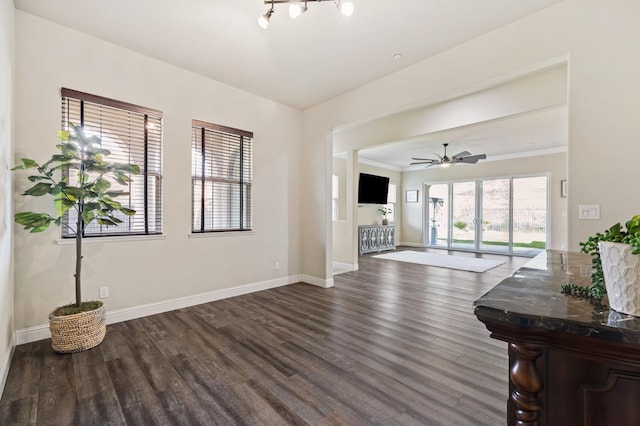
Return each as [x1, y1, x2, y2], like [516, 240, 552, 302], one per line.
[474, 250, 640, 426]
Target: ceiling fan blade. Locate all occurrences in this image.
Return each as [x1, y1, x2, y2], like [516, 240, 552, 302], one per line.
[455, 154, 487, 164]
[411, 157, 435, 161]
[452, 151, 471, 159]
[410, 160, 437, 165]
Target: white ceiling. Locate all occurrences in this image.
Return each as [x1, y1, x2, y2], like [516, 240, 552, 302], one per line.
[14, 0, 563, 110]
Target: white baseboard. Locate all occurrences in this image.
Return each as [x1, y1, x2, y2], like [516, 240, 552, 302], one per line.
[302, 274, 334, 288]
[398, 242, 424, 248]
[332, 261, 358, 272]
[15, 275, 301, 345]
[0, 332, 15, 401]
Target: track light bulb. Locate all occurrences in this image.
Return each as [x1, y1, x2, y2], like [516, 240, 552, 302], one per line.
[289, 3, 307, 19]
[258, 8, 274, 29]
[340, 0, 354, 17]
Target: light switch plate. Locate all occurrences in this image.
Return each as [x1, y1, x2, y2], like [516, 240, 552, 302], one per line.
[578, 204, 600, 220]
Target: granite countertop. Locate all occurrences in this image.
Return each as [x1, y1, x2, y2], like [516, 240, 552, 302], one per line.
[474, 250, 640, 345]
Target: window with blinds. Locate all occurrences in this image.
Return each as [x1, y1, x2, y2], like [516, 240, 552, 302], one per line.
[61, 88, 163, 237]
[191, 119, 253, 233]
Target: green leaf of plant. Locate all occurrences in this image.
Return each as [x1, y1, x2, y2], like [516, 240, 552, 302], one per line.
[58, 143, 80, 158]
[120, 207, 136, 216]
[56, 130, 71, 141]
[91, 178, 111, 193]
[105, 190, 129, 198]
[14, 212, 55, 231]
[63, 186, 83, 201]
[29, 224, 51, 233]
[90, 148, 112, 157]
[113, 163, 141, 175]
[97, 218, 119, 226]
[11, 158, 39, 170]
[54, 197, 74, 215]
[83, 202, 101, 212]
[82, 210, 96, 226]
[23, 182, 52, 196]
[101, 198, 122, 209]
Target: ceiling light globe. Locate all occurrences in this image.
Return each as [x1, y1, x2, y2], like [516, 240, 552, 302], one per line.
[258, 9, 273, 29]
[289, 3, 302, 19]
[258, 15, 269, 29]
[340, 1, 354, 16]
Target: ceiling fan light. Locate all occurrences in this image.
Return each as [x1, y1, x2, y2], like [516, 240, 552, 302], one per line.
[258, 8, 274, 29]
[340, 0, 354, 16]
[440, 162, 450, 168]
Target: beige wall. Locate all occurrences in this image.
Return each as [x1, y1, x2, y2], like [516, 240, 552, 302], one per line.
[0, 0, 14, 397]
[13, 11, 303, 329]
[401, 153, 568, 250]
[302, 0, 640, 279]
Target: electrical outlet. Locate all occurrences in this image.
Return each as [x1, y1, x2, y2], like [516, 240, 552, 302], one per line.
[275, 261, 280, 271]
[99, 286, 109, 299]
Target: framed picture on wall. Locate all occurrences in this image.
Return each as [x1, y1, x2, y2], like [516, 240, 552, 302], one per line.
[406, 190, 419, 203]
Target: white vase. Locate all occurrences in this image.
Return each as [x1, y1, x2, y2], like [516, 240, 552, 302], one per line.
[599, 241, 640, 317]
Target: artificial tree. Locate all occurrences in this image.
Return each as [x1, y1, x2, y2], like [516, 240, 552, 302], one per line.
[13, 124, 140, 313]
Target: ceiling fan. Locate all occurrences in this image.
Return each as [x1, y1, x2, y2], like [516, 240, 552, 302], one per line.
[410, 143, 487, 168]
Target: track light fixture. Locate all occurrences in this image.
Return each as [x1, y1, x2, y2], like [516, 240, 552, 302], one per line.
[258, 1, 275, 29]
[259, 0, 354, 28]
[289, 1, 308, 18]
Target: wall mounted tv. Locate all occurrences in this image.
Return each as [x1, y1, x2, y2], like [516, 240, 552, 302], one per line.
[358, 173, 389, 204]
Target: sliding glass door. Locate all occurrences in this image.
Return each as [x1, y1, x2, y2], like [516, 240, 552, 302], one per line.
[451, 181, 476, 250]
[480, 179, 510, 253]
[426, 184, 449, 248]
[426, 175, 548, 256]
[513, 176, 547, 255]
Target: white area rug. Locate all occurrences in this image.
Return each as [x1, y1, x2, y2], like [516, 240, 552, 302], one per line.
[372, 250, 505, 273]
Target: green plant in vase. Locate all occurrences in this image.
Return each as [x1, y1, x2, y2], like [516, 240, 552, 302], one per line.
[561, 214, 640, 301]
[378, 207, 392, 225]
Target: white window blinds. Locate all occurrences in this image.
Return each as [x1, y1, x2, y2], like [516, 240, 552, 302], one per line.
[61, 88, 163, 237]
[191, 120, 253, 232]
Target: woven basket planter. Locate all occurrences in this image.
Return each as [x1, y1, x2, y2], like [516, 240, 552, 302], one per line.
[49, 304, 106, 353]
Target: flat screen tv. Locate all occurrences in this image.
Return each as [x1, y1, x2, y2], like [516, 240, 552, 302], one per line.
[358, 173, 389, 204]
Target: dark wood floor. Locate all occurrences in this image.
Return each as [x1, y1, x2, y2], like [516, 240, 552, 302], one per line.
[0, 247, 530, 425]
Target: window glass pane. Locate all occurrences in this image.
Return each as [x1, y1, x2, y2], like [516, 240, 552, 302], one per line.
[385, 183, 396, 222]
[480, 179, 510, 252]
[427, 184, 449, 247]
[513, 176, 547, 254]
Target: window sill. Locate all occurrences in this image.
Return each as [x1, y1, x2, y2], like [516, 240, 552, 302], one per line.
[56, 234, 166, 245]
[189, 231, 255, 238]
